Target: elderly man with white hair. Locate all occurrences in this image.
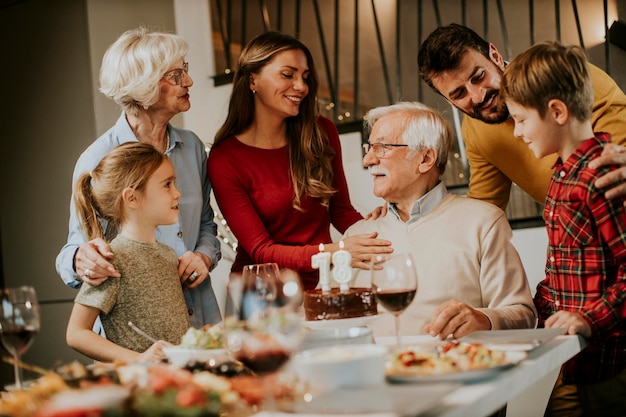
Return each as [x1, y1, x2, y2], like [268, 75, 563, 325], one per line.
[347, 102, 537, 339]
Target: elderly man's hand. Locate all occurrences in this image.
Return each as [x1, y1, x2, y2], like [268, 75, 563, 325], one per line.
[423, 299, 491, 340]
[589, 143, 626, 204]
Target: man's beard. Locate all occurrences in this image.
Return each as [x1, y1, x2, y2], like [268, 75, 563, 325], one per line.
[465, 89, 510, 124]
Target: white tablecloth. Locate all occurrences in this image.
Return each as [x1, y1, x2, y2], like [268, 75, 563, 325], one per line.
[254, 333, 584, 417]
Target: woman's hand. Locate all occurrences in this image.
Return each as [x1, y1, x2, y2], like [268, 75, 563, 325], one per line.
[364, 204, 388, 220]
[328, 232, 393, 269]
[544, 311, 592, 338]
[589, 143, 626, 203]
[74, 238, 120, 286]
[179, 251, 211, 289]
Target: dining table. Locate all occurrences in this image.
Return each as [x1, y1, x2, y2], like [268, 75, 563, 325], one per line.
[254, 331, 586, 417]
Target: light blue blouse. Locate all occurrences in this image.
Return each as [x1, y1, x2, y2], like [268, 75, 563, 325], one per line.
[56, 113, 222, 326]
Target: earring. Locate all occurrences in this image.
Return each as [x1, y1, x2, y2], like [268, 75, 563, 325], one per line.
[252, 89, 256, 94]
[143, 104, 149, 110]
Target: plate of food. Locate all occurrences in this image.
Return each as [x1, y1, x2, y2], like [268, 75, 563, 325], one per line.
[386, 341, 526, 383]
[304, 314, 382, 330]
[163, 325, 232, 367]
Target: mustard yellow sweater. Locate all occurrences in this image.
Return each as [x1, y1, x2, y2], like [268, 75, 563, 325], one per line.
[463, 64, 626, 210]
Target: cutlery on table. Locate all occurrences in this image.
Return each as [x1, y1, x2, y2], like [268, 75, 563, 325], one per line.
[128, 321, 162, 345]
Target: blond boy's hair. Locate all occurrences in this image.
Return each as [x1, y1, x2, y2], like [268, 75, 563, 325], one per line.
[501, 41, 593, 122]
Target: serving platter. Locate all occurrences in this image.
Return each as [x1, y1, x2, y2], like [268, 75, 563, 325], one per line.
[162, 347, 231, 367]
[304, 314, 382, 330]
[459, 328, 566, 351]
[386, 350, 527, 383]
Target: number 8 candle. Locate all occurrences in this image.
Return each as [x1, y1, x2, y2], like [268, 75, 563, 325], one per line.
[332, 240, 352, 292]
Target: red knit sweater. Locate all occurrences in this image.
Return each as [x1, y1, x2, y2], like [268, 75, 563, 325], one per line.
[208, 117, 362, 289]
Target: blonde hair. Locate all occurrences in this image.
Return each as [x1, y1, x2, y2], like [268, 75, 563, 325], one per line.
[501, 41, 593, 121]
[364, 102, 453, 174]
[74, 142, 167, 241]
[213, 31, 335, 209]
[99, 26, 188, 116]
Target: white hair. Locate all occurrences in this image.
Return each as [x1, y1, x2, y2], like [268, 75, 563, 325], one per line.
[364, 102, 454, 173]
[99, 26, 188, 115]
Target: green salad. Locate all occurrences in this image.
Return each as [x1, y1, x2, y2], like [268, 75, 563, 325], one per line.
[179, 326, 223, 349]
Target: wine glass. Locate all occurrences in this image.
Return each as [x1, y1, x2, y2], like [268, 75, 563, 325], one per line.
[224, 264, 304, 409]
[0, 286, 41, 389]
[238, 262, 280, 321]
[370, 254, 417, 348]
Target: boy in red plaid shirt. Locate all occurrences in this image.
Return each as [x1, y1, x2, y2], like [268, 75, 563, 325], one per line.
[501, 41, 626, 416]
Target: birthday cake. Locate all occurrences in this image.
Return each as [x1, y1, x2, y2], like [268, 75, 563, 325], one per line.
[303, 288, 377, 321]
[306, 242, 377, 321]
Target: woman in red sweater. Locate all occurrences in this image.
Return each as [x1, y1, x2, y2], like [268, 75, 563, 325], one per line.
[208, 31, 392, 290]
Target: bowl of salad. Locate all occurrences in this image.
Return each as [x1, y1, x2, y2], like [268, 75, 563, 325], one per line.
[163, 325, 231, 367]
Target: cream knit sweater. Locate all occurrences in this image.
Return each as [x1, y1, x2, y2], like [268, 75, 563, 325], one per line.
[346, 193, 537, 337]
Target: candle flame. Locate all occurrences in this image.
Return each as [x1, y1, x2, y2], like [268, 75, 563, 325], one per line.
[339, 240, 345, 249]
[319, 243, 324, 252]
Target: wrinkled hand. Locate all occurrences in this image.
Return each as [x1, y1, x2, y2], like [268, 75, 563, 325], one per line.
[589, 143, 626, 203]
[423, 300, 491, 340]
[544, 311, 592, 338]
[339, 232, 393, 269]
[138, 340, 172, 363]
[179, 251, 211, 289]
[75, 238, 120, 286]
[364, 204, 388, 220]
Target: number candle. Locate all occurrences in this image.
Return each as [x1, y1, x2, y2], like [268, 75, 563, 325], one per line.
[332, 240, 352, 292]
[311, 243, 331, 292]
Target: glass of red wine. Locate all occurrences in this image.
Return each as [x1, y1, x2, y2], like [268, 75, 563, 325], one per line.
[224, 264, 304, 408]
[0, 286, 41, 389]
[370, 253, 417, 348]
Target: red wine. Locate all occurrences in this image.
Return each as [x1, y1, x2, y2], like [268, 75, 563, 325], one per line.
[237, 350, 290, 375]
[0, 328, 38, 356]
[376, 289, 416, 313]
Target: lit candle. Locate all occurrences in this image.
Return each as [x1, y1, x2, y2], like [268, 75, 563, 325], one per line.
[332, 240, 352, 292]
[311, 243, 331, 292]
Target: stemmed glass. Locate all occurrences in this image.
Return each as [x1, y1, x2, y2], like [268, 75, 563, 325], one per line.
[0, 286, 41, 389]
[238, 263, 280, 321]
[370, 254, 417, 348]
[224, 263, 304, 408]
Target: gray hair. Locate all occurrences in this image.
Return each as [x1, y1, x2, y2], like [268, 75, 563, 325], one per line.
[364, 102, 453, 173]
[99, 26, 188, 116]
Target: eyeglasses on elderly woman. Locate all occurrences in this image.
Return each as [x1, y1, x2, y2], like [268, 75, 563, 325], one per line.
[163, 62, 189, 86]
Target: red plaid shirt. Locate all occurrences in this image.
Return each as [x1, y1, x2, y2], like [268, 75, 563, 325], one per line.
[535, 133, 626, 384]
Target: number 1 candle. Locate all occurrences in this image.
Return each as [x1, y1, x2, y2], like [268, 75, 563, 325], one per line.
[311, 243, 331, 292]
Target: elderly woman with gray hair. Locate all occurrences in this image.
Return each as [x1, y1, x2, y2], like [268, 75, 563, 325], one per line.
[56, 26, 222, 327]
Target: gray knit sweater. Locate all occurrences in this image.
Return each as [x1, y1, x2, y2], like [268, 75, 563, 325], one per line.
[75, 235, 190, 352]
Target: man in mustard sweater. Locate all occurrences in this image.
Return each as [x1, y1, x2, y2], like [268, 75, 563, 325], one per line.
[418, 23, 626, 210]
[347, 102, 537, 339]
